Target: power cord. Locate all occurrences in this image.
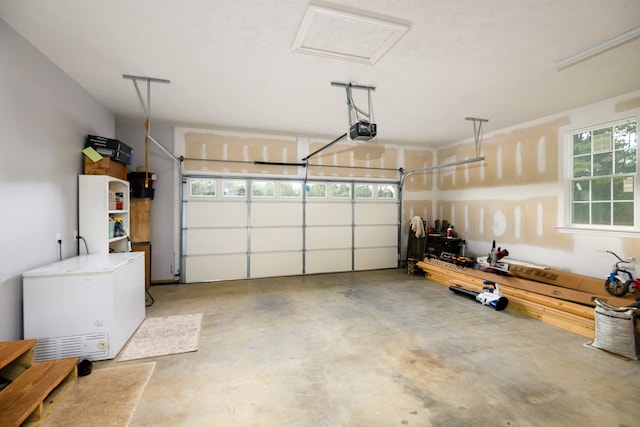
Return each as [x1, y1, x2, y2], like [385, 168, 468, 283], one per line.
[57, 239, 62, 261]
[76, 236, 89, 255]
[146, 289, 155, 307]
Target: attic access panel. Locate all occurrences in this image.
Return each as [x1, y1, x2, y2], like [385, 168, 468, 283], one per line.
[292, 4, 410, 64]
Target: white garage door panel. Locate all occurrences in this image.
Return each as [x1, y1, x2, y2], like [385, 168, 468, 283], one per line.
[186, 202, 247, 227]
[306, 249, 352, 274]
[306, 226, 352, 250]
[252, 203, 303, 227]
[251, 252, 303, 277]
[354, 225, 398, 247]
[183, 177, 399, 281]
[354, 247, 398, 270]
[186, 254, 247, 282]
[186, 228, 247, 254]
[306, 203, 351, 225]
[252, 228, 303, 252]
[354, 204, 397, 224]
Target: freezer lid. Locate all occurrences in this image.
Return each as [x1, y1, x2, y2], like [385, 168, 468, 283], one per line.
[23, 252, 143, 277]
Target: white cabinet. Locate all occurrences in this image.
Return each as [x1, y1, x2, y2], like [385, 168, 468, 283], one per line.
[22, 252, 145, 361]
[79, 175, 130, 254]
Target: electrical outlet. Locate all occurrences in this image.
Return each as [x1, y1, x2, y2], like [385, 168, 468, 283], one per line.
[56, 233, 62, 243]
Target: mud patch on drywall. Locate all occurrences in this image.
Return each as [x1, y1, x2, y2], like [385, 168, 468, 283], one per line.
[308, 138, 399, 179]
[183, 131, 299, 175]
[621, 239, 640, 262]
[437, 196, 572, 251]
[437, 117, 569, 190]
[615, 96, 640, 113]
[403, 148, 434, 191]
[403, 201, 431, 226]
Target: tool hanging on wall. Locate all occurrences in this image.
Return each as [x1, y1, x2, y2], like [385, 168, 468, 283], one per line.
[123, 75, 180, 186]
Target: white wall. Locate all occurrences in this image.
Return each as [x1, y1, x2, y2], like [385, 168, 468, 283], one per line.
[116, 121, 177, 281]
[0, 19, 114, 341]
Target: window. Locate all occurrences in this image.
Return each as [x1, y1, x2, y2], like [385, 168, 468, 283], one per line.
[190, 178, 216, 197]
[252, 181, 275, 197]
[355, 184, 373, 199]
[222, 180, 247, 197]
[306, 183, 327, 198]
[331, 183, 351, 198]
[571, 120, 637, 227]
[378, 184, 396, 199]
[281, 182, 302, 198]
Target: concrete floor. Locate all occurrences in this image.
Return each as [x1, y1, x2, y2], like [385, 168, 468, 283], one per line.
[98, 269, 640, 426]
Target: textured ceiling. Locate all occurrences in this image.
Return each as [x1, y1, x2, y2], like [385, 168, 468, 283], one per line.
[1, 0, 639, 147]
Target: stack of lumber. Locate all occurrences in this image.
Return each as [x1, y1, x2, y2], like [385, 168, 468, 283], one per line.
[416, 257, 639, 339]
[0, 339, 78, 426]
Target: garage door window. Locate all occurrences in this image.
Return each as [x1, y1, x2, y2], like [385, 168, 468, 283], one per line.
[281, 182, 302, 198]
[223, 180, 247, 197]
[378, 184, 396, 199]
[307, 183, 327, 198]
[355, 184, 373, 198]
[331, 183, 351, 198]
[190, 178, 216, 197]
[252, 181, 275, 198]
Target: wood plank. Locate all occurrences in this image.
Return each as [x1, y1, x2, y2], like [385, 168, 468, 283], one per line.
[430, 265, 594, 323]
[420, 259, 640, 337]
[418, 258, 636, 307]
[0, 358, 78, 427]
[506, 299, 594, 338]
[0, 340, 36, 380]
[447, 280, 596, 338]
[421, 261, 597, 337]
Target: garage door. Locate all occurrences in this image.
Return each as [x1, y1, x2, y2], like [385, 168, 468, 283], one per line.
[182, 177, 398, 282]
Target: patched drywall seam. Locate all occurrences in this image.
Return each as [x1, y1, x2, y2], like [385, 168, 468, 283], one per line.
[437, 197, 572, 251]
[308, 139, 399, 179]
[432, 117, 572, 251]
[436, 118, 569, 190]
[184, 132, 299, 175]
[615, 96, 640, 113]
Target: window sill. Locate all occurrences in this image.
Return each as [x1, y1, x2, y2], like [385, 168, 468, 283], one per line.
[556, 226, 640, 238]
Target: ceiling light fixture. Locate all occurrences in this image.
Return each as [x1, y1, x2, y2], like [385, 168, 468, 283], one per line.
[291, 4, 410, 65]
[555, 26, 640, 70]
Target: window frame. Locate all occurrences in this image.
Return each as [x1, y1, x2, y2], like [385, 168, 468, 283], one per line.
[189, 178, 217, 198]
[561, 117, 639, 235]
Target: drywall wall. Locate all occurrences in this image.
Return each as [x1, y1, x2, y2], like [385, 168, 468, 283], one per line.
[142, 93, 639, 285]
[0, 18, 114, 341]
[432, 90, 640, 278]
[115, 121, 177, 281]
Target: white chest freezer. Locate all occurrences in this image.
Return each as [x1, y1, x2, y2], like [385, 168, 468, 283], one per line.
[23, 252, 145, 361]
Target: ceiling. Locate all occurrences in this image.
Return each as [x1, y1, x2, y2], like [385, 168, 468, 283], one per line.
[2, 0, 640, 148]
